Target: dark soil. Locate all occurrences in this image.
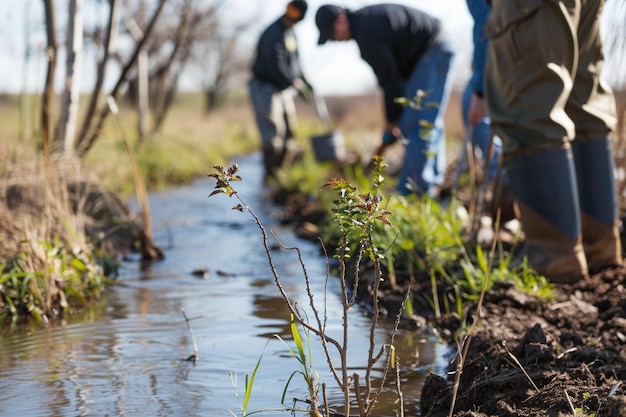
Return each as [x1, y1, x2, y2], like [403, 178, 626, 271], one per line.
[269, 186, 626, 417]
[421, 269, 626, 417]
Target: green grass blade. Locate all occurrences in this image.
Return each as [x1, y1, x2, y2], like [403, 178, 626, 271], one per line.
[290, 314, 306, 363]
[242, 339, 272, 412]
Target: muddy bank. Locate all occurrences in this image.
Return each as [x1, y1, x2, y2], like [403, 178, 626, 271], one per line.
[270, 186, 626, 416]
[422, 269, 626, 417]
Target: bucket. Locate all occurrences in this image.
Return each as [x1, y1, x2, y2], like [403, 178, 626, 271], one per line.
[311, 130, 346, 162]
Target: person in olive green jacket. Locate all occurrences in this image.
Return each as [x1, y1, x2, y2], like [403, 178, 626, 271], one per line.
[484, 0, 622, 283]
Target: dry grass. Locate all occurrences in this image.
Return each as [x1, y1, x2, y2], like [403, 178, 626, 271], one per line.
[0, 159, 109, 322]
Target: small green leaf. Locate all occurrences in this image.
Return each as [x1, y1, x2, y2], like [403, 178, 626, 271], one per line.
[69, 258, 87, 272]
[393, 97, 411, 106]
[399, 238, 414, 251]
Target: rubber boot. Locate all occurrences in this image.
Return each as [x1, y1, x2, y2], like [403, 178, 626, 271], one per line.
[262, 143, 279, 184]
[505, 147, 588, 283]
[489, 166, 517, 226]
[572, 138, 623, 273]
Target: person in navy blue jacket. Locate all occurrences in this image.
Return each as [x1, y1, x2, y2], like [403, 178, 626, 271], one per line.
[316, 4, 455, 197]
[249, 1, 312, 183]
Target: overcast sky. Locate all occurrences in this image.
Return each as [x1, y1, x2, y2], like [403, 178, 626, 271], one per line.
[1, 0, 623, 96]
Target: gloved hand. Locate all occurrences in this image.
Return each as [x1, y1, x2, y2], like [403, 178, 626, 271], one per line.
[382, 130, 397, 145]
[382, 126, 403, 145]
[293, 78, 313, 101]
[303, 77, 314, 92]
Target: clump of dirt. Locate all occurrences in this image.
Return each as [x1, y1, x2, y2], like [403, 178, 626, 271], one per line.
[268, 186, 329, 242]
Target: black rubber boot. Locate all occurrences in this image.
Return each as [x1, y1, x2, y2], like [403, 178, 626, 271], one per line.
[504, 147, 588, 283]
[572, 138, 623, 273]
[262, 144, 278, 184]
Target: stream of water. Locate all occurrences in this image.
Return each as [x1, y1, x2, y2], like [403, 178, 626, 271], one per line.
[0, 153, 450, 417]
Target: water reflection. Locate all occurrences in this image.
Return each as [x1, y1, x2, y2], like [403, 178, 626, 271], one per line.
[0, 153, 449, 416]
[252, 292, 294, 339]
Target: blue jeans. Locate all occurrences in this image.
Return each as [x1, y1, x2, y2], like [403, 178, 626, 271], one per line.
[396, 36, 455, 197]
[461, 82, 502, 180]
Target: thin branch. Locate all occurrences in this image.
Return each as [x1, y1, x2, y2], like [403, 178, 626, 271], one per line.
[181, 307, 199, 364]
[268, 228, 345, 390]
[106, 96, 162, 260]
[76, 0, 118, 153]
[501, 340, 540, 393]
[76, 0, 168, 158]
[564, 389, 576, 414]
[41, 0, 58, 158]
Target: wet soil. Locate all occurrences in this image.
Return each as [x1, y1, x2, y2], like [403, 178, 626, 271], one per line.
[270, 186, 626, 417]
[421, 268, 626, 417]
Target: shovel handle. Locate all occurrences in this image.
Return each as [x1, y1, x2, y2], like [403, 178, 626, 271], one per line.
[314, 94, 331, 129]
[373, 142, 389, 158]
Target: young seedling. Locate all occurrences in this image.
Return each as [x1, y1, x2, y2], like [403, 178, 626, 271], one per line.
[209, 159, 404, 417]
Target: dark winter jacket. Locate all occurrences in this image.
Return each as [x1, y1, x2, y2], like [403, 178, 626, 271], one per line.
[348, 4, 440, 122]
[251, 17, 304, 90]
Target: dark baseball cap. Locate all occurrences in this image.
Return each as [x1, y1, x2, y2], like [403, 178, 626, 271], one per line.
[315, 5, 344, 44]
[286, 0, 308, 22]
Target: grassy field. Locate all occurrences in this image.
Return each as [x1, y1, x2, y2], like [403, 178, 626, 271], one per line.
[0, 87, 469, 324]
[0, 88, 466, 194]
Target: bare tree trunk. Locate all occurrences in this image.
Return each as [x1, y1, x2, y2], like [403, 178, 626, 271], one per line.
[149, 4, 190, 133]
[200, 22, 250, 113]
[124, 11, 150, 144]
[75, 0, 167, 159]
[75, 0, 120, 157]
[55, 0, 84, 155]
[204, 53, 227, 112]
[203, 38, 228, 112]
[151, 72, 179, 133]
[137, 48, 149, 144]
[19, 1, 35, 144]
[42, 0, 58, 158]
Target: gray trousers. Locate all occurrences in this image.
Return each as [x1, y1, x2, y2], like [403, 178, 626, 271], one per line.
[248, 78, 297, 178]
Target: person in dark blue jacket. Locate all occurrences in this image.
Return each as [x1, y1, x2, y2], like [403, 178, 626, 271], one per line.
[462, 0, 518, 234]
[249, 0, 312, 183]
[462, 0, 501, 181]
[316, 4, 455, 197]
